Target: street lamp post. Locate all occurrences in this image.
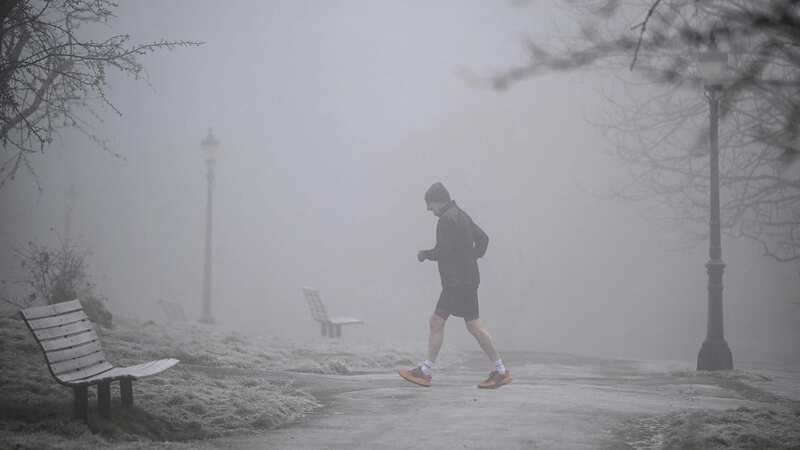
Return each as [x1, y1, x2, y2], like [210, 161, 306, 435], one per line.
[200, 129, 220, 324]
[64, 184, 77, 244]
[696, 49, 733, 370]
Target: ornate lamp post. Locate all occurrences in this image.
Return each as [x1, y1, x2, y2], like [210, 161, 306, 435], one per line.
[696, 48, 733, 370]
[200, 129, 219, 324]
[64, 184, 77, 244]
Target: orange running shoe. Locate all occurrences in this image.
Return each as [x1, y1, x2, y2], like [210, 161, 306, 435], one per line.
[478, 370, 512, 389]
[398, 366, 432, 387]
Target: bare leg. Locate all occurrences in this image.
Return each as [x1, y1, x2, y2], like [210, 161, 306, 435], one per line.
[466, 318, 500, 363]
[427, 313, 447, 363]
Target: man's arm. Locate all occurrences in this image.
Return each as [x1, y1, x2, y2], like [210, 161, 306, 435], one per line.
[421, 217, 458, 261]
[472, 220, 489, 258]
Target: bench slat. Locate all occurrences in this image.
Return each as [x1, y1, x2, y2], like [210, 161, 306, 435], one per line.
[103, 359, 180, 380]
[71, 359, 180, 384]
[27, 310, 88, 330]
[123, 359, 179, 378]
[40, 330, 98, 352]
[57, 362, 114, 384]
[302, 287, 330, 322]
[21, 300, 83, 320]
[50, 351, 106, 375]
[46, 341, 103, 364]
[328, 317, 365, 325]
[32, 320, 93, 341]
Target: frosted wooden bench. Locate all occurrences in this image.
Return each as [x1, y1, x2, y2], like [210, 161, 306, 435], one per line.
[301, 287, 364, 338]
[20, 299, 179, 420]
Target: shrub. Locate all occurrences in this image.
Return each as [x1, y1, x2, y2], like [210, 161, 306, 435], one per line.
[3, 240, 112, 327]
[81, 295, 113, 329]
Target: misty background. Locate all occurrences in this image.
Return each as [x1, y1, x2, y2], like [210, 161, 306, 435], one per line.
[1, 0, 797, 364]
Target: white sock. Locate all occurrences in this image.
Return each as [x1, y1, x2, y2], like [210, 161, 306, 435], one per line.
[420, 360, 433, 376]
[494, 359, 506, 374]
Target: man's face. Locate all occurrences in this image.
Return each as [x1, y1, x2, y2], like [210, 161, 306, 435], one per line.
[426, 201, 446, 216]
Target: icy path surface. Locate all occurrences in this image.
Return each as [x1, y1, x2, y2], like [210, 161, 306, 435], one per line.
[204, 351, 799, 450]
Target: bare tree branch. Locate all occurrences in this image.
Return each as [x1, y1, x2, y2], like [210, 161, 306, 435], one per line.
[492, 0, 800, 264]
[0, 0, 202, 187]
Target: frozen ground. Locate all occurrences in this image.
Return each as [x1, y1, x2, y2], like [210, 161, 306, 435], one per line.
[1, 315, 798, 449]
[0, 315, 458, 449]
[208, 352, 800, 450]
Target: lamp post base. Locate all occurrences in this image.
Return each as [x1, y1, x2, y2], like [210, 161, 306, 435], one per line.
[697, 339, 733, 371]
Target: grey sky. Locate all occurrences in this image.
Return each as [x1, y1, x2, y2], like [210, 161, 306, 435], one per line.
[1, 0, 797, 364]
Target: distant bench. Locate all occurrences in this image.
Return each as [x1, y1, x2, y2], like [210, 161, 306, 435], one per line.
[20, 299, 179, 420]
[301, 287, 364, 338]
[157, 298, 187, 323]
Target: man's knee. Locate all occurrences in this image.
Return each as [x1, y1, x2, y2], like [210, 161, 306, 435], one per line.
[429, 314, 446, 332]
[465, 319, 485, 336]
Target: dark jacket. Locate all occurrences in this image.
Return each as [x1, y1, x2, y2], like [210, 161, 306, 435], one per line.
[423, 201, 489, 287]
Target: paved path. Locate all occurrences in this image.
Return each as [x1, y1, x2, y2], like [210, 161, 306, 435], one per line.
[204, 352, 798, 449]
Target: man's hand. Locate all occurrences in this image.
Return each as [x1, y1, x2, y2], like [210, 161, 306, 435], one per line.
[417, 250, 428, 262]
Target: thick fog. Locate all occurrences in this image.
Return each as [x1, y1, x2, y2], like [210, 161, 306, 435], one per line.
[1, 1, 797, 364]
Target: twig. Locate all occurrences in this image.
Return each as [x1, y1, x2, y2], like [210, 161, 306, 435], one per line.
[630, 0, 664, 71]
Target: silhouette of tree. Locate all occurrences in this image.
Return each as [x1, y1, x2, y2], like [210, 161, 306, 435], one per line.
[493, 0, 800, 262]
[0, 0, 200, 188]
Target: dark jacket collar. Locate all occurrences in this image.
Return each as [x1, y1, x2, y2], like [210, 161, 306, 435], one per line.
[436, 200, 457, 217]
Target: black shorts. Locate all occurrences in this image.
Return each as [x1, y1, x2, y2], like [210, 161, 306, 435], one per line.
[434, 285, 479, 322]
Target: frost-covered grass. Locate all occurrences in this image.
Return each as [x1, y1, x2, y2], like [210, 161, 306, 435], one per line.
[99, 318, 422, 375]
[0, 315, 422, 449]
[610, 368, 800, 450]
[616, 406, 800, 450]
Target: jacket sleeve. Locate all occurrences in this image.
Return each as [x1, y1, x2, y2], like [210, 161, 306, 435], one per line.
[472, 220, 489, 258]
[424, 217, 458, 261]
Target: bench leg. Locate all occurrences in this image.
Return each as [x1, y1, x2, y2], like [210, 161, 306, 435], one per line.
[97, 381, 111, 418]
[73, 386, 88, 420]
[335, 324, 342, 338]
[120, 378, 133, 408]
[321, 322, 328, 337]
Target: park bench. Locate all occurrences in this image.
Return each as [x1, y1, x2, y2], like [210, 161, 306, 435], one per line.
[20, 299, 179, 420]
[301, 287, 364, 338]
[157, 298, 187, 323]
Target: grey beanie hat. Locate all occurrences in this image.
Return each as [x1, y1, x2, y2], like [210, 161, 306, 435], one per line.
[424, 182, 451, 203]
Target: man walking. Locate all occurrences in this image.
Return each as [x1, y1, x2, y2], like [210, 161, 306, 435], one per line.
[399, 182, 511, 389]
